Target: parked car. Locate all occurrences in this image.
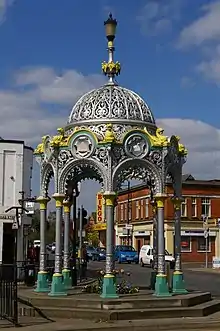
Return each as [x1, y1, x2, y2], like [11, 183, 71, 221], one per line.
[86, 246, 97, 260]
[139, 245, 175, 269]
[33, 240, 40, 248]
[114, 245, 139, 264]
[92, 247, 106, 261]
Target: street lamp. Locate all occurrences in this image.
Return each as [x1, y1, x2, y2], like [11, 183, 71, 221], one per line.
[201, 214, 209, 268]
[5, 204, 28, 326]
[104, 13, 117, 42]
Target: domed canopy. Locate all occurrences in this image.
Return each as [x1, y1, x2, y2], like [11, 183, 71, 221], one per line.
[68, 84, 156, 128]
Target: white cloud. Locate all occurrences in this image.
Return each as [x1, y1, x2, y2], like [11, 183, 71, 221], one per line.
[137, 0, 183, 36]
[178, 1, 220, 48]
[0, 0, 14, 25]
[158, 118, 220, 179]
[0, 67, 105, 144]
[177, 1, 220, 84]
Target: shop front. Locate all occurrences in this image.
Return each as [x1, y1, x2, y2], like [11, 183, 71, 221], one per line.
[179, 230, 217, 263]
[133, 231, 151, 253]
[93, 223, 107, 247]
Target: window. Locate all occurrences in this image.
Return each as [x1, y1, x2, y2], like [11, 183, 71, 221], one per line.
[181, 236, 191, 252]
[197, 237, 211, 252]
[124, 204, 127, 221]
[120, 204, 124, 221]
[191, 198, 197, 217]
[181, 198, 187, 217]
[145, 198, 149, 218]
[201, 198, 211, 217]
[128, 201, 132, 220]
[135, 201, 140, 219]
[140, 200, 144, 219]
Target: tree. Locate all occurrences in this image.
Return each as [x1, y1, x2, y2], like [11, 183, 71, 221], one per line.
[85, 224, 99, 247]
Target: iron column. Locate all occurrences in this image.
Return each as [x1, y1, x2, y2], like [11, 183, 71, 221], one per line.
[49, 193, 67, 296]
[62, 199, 72, 289]
[101, 191, 118, 299]
[35, 196, 50, 292]
[154, 194, 171, 297]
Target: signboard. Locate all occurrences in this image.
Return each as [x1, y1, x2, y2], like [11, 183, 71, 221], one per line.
[125, 224, 133, 230]
[78, 230, 85, 237]
[25, 201, 35, 215]
[0, 215, 15, 220]
[96, 192, 105, 223]
[93, 223, 106, 231]
[212, 257, 220, 269]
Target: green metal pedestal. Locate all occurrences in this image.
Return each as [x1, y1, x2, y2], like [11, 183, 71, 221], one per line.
[48, 273, 67, 296]
[62, 269, 72, 290]
[100, 274, 119, 299]
[35, 271, 49, 293]
[154, 274, 172, 297]
[172, 271, 188, 294]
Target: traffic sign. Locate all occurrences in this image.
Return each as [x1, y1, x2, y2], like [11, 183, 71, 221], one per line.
[204, 229, 209, 239]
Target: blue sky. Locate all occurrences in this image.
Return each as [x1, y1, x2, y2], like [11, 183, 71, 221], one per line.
[1, 0, 220, 212]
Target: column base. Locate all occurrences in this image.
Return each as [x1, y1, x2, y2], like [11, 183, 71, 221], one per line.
[172, 271, 188, 294]
[100, 274, 119, 299]
[48, 273, 67, 296]
[62, 269, 72, 289]
[154, 274, 172, 297]
[149, 270, 157, 290]
[34, 271, 49, 293]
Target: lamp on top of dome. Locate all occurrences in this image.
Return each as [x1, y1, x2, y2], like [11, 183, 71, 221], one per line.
[104, 13, 117, 42]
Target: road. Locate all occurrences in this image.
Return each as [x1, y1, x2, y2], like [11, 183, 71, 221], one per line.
[88, 260, 220, 297]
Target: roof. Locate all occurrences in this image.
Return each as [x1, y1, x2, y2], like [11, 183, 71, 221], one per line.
[118, 174, 220, 195]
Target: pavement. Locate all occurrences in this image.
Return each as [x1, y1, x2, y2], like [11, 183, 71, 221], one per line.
[2, 315, 220, 331]
[87, 261, 220, 297]
[5, 260, 220, 330]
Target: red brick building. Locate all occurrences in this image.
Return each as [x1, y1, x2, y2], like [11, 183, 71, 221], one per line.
[115, 174, 220, 263]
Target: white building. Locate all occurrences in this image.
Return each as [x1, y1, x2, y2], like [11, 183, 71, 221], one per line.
[0, 139, 33, 264]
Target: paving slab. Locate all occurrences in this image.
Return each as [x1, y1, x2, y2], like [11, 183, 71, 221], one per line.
[1, 316, 220, 331]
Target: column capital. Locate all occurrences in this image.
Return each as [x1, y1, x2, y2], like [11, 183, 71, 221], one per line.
[171, 196, 183, 210]
[63, 199, 72, 213]
[103, 191, 117, 207]
[52, 193, 65, 208]
[36, 196, 51, 210]
[155, 194, 168, 208]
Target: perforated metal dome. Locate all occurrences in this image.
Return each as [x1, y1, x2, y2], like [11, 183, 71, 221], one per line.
[68, 84, 156, 128]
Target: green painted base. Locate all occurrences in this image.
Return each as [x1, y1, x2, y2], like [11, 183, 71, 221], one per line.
[150, 270, 157, 290]
[48, 273, 67, 296]
[62, 269, 72, 289]
[100, 274, 119, 299]
[34, 272, 49, 293]
[154, 274, 172, 297]
[172, 272, 188, 294]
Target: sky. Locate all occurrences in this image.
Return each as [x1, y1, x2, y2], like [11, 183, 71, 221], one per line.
[1, 0, 220, 213]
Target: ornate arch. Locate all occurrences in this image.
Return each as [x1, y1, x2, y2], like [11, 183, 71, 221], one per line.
[112, 158, 163, 194]
[59, 158, 108, 195]
[41, 163, 54, 197]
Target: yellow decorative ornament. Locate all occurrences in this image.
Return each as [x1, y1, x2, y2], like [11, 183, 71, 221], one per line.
[145, 127, 169, 147]
[102, 61, 121, 76]
[176, 136, 187, 155]
[102, 123, 117, 143]
[34, 136, 47, 155]
[50, 128, 68, 148]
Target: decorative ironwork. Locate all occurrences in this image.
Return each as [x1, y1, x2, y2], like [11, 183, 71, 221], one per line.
[124, 133, 149, 158]
[68, 85, 156, 126]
